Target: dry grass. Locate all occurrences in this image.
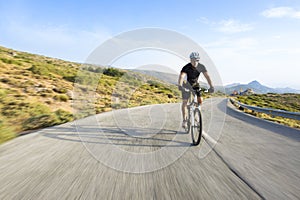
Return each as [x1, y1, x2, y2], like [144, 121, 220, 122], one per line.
[0, 46, 181, 143]
[233, 94, 300, 128]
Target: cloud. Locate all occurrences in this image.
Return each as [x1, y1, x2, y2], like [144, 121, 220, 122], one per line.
[198, 17, 254, 34]
[204, 37, 258, 50]
[261, 7, 300, 19]
[197, 17, 211, 24]
[216, 19, 254, 33]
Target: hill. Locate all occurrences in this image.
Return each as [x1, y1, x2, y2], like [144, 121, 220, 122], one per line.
[225, 80, 300, 94]
[0, 46, 180, 143]
[130, 69, 178, 85]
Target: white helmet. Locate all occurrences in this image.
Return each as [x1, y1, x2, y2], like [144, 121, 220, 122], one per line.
[189, 52, 200, 60]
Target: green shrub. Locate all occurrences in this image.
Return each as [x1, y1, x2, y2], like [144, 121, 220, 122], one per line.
[63, 75, 76, 82]
[0, 57, 22, 65]
[54, 94, 69, 102]
[53, 87, 67, 94]
[88, 66, 95, 72]
[54, 109, 74, 123]
[1, 100, 51, 118]
[21, 109, 73, 131]
[95, 68, 103, 73]
[28, 103, 51, 116]
[103, 68, 124, 77]
[22, 114, 58, 130]
[147, 80, 162, 88]
[28, 65, 50, 76]
[0, 57, 12, 64]
[167, 94, 173, 98]
[40, 92, 51, 97]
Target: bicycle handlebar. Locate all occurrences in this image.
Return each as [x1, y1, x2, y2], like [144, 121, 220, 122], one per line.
[181, 87, 208, 93]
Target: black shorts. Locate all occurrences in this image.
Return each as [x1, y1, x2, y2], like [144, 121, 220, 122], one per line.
[182, 87, 201, 100]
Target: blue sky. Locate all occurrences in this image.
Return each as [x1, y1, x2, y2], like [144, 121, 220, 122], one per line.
[1, 0, 300, 89]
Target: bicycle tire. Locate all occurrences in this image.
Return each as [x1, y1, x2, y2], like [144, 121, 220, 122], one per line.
[191, 108, 202, 145]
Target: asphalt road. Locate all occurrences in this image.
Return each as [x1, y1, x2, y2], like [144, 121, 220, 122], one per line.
[0, 98, 299, 199]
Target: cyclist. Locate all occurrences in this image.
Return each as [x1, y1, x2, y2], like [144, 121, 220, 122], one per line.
[178, 52, 214, 128]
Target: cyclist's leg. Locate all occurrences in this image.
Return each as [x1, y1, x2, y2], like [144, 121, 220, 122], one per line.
[181, 90, 190, 127]
[197, 96, 203, 105]
[195, 89, 203, 105]
[181, 99, 188, 120]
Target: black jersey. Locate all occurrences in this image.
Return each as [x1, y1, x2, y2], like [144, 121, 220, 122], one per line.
[181, 63, 207, 86]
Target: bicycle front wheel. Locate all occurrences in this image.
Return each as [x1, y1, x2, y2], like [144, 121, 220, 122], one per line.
[191, 108, 202, 145]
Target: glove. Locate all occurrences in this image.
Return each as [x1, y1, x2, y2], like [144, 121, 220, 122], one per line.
[208, 87, 214, 93]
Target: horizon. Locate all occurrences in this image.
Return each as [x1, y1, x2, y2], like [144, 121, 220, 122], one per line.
[1, 1, 300, 90]
[129, 68, 299, 90]
[1, 44, 299, 91]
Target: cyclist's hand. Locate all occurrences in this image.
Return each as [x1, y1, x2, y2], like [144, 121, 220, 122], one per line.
[208, 87, 214, 93]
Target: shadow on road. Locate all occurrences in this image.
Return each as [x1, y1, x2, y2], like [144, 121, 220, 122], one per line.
[41, 125, 191, 148]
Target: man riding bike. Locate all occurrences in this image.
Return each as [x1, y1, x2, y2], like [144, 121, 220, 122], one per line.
[178, 52, 214, 128]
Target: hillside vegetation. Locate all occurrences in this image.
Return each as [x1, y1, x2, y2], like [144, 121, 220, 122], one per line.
[0, 46, 181, 143]
[233, 93, 300, 128]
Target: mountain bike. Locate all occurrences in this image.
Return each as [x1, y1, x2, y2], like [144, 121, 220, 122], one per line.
[183, 87, 207, 146]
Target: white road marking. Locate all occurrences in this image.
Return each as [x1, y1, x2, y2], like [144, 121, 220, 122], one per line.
[202, 131, 217, 146]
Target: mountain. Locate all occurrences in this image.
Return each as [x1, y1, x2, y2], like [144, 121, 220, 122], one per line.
[225, 80, 300, 94]
[129, 70, 300, 94]
[225, 83, 240, 88]
[274, 87, 300, 94]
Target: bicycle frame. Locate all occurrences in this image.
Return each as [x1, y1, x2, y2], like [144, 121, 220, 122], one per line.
[187, 91, 200, 125]
[184, 88, 199, 130]
[184, 87, 206, 145]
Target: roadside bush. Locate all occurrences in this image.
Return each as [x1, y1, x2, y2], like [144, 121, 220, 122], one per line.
[54, 109, 74, 123]
[20, 109, 73, 131]
[22, 114, 59, 130]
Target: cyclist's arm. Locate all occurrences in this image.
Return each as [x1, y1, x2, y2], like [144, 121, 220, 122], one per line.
[203, 72, 213, 88]
[178, 72, 187, 86]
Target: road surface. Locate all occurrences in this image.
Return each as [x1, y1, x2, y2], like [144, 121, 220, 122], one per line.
[0, 98, 299, 199]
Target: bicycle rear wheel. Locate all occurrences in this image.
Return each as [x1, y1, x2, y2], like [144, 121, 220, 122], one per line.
[191, 108, 202, 145]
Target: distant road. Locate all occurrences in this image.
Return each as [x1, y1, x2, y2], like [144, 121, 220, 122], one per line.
[0, 98, 299, 199]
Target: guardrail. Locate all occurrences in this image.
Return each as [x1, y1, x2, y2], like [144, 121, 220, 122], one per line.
[229, 98, 300, 121]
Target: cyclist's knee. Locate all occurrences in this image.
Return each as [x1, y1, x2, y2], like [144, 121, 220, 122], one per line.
[197, 97, 203, 104]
